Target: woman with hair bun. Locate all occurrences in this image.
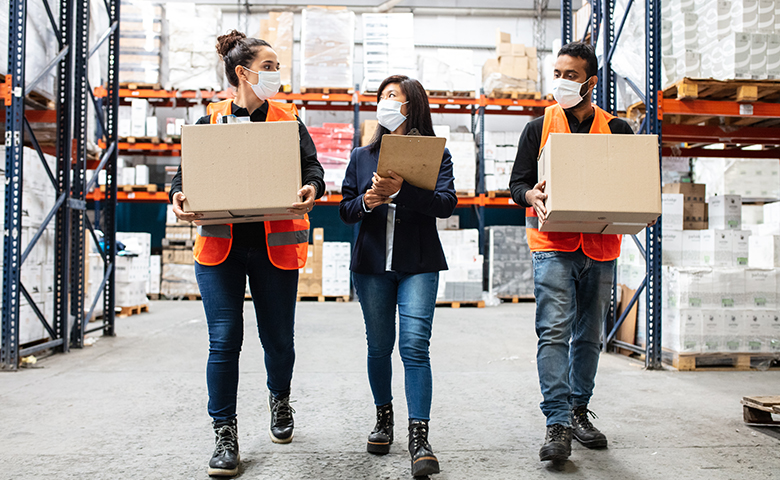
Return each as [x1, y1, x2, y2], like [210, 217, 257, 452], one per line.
[168, 30, 324, 477]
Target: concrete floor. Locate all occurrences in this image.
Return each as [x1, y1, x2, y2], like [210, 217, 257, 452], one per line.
[2, 300, 779, 480]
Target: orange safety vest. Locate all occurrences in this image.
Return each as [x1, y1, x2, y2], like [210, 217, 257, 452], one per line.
[191, 99, 310, 269]
[525, 103, 622, 262]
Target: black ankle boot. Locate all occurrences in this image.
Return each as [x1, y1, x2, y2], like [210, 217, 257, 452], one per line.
[408, 419, 440, 477]
[268, 392, 295, 444]
[571, 405, 608, 449]
[208, 418, 239, 477]
[367, 402, 394, 454]
[539, 423, 572, 462]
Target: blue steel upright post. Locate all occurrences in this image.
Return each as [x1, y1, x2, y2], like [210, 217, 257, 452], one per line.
[2, 0, 27, 369]
[561, 0, 573, 45]
[644, 0, 663, 370]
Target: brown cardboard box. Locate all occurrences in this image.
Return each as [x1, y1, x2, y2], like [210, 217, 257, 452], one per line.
[496, 29, 511, 46]
[181, 121, 303, 225]
[499, 56, 528, 79]
[361, 120, 379, 146]
[162, 247, 193, 265]
[298, 227, 324, 295]
[497, 42, 512, 57]
[662, 183, 706, 202]
[511, 43, 526, 56]
[482, 58, 500, 81]
[684, 202, 707, 222]
[684, 221, 708, 230]
[165, 225, 193, 241]
[537, 133, 662, 235]
[258, 12, 294, 86]
[526, 46, 538, 58]
[616, 284, 638, 356]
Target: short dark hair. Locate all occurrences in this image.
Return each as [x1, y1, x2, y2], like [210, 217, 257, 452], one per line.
[557, 42, 598, 79]
[216, 29, 272, 87]
[367, 75, 436, 155]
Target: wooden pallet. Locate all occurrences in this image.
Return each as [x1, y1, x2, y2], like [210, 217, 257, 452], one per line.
[120, 82, 162, 90]
[456, 189, 476, 197]
[281, 84, 292, 93]
[296, 295, 350, 302]
[426, 90, 476, 98]
[116, 304, 149, 317]
[300, 87, 354, 95]
[486, 89, 542, 100]
[741, 395, 780, 426]
[663, 349, 780, 371]
[499, 295, 534, 303]
[120, 136, 163, 144]
[121, 184, 158, 193]
[147, 294, 161, 300]
[436, 300, 485, 308]
[487, 190, 512, 198]
[162, 238, 194, 247]
[662, 78, 780, 103]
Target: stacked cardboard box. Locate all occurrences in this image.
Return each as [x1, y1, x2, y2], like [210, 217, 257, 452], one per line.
[160, 205, 197, 298]
[360, 120, 379, 147]
[437, 229, 483, 302]
[119, 1, 162, 85]
[662, 183, 708, 230]
[418, 49, 476, 92]
[434, 126, 475, 193]
[322, 242, 351, 296]
[258, 12, 294, 90]
[485, 226, 534, 299]
[162, 4, 222, 90]
[298, 228, 324, 296]
[115, 232, 152, 307]
[483, 130, 521, 192]
[574, 2, 592, 42]
[482, 30, 539, 96]
[308, 123, 354, 193]
[693, 158, 780, 202]
[663, 0, 780, 84]
[149, 254, 161, 298]
[361, 13, 416, 93]
[160, 263, 200, 298]
[300, 7, 355, 90]
[164, 205, 195, 243]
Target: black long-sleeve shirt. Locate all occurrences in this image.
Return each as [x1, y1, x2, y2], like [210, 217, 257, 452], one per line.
[169, 101, 324, 246]
[509, 109, 634, 208]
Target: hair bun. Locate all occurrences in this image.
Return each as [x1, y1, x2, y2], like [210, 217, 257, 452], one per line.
[216, 29, 247, 57]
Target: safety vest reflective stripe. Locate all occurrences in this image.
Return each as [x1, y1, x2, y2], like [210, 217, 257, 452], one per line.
[525, 103, 622, 262]
[267, 229, 310, 247]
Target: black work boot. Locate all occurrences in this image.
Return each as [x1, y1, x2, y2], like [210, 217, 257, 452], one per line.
[408, 419, 440, 477]
[539, 423, 572, 462]
[208, 418, 240, 477]
[571, 405, 608, 449]
[367, 402, 394, 454]
[268, 392, 295, 444]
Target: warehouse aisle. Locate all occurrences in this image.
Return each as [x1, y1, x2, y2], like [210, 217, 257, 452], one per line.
[2, 301, 778, 480]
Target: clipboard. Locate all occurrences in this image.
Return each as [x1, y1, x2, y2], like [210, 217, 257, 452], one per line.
[376, 133, 446, 191]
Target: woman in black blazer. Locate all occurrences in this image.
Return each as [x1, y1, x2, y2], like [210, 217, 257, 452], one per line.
[339, 75, 457, 478]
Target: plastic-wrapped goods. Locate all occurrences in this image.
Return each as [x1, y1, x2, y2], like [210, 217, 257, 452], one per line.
[119, 1, 162, 85]
[693, 157, 780, 201]
[418, 49, 476, 92]
[485, 226, 534, 298]
[308, 123, 353, 193]
[162, 4, 222, 91]
[362, 13, 416, 93]
[437, 230, 483, 302]
[300, 7, 355, 90]
[258, 12, 294, 89]
[448, 131, 476, 192]
[160, 264, 199, 298]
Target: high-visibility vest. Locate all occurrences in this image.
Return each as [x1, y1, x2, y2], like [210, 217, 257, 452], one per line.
[525, 103, 622, 262]
[191, 99, 310, 269]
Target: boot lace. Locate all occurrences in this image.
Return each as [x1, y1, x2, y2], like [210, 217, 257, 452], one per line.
[409, 423, 430, 452]
[214, 424, 238, 455]
[272, 397, 296, 421]
[375, 405, 392, 430]
[548, 423, 568, 442]
[573, 407, 598, 430]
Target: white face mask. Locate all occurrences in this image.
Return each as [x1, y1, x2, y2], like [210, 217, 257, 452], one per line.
[376, 99, 408, 132]
[552, 76, 592, 109]
[243, 67, 281, 101]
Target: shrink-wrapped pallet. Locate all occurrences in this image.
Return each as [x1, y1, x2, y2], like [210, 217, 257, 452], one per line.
[300, 7, 355, 90]
[162, 4, 222, 90]
[257, 12, 294, 89]
[119, 0, 162, 85]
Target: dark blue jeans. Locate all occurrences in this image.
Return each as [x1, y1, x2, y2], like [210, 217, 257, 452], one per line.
[532, 249, 615, 427]
[352, 271, 439, 421]
[195, 244, 298, 422]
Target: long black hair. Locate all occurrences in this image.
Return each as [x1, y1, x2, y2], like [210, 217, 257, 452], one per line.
[216, 29, 272, 87]
[367, 75, 435, 155]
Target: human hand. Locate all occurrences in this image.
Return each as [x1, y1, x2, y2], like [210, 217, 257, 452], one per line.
[525, 181, 548, 225]
[289, 184, 316, 215]
[371, 170, 404, 197]
[172, 192, 204, 222]
[364, 189, 389, 210]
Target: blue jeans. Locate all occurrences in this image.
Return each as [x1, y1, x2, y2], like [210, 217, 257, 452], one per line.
[195, 244, 298, 422]
[532, 249, 614, 427]
[352, 271, 439, 421]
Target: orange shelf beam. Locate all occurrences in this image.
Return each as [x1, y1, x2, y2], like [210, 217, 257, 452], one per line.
[659, 96, 780, 119]
[87, 190, 170, 203]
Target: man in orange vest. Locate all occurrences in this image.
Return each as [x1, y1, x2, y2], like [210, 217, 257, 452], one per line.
[509, 42, 640, 464]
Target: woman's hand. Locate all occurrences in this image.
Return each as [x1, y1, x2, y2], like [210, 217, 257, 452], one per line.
[371, 170, 404, 197]
[289, 184, 317, 215]
[171, 192, 203, 222]
[364, 189, 390, 210]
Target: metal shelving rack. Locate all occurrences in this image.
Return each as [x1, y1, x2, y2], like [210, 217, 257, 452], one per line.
[1, 0, 120, 369]
[565, 0, 664, 369]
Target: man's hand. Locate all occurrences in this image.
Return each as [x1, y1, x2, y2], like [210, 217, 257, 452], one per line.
[371, 170, 404, 197]
[171, 192, 204, 222]
[364, 189, 389, 210]
[525, 181, 548, 225]
[289, 184, 317, 215]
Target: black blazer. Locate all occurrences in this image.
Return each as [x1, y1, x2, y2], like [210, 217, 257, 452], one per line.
[340, 145, 458, 274]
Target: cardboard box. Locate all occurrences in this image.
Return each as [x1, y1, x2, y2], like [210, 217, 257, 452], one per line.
[663, 183, 706, 202]
[662, 193, 684, 230]
[161, 247, 193, 265]
[538, 134, 661, 234]
[181, 121, 303, 225]
[708, 195, 742, 230]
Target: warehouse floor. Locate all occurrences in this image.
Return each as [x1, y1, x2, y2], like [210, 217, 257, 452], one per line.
[2, 301, 779, 480]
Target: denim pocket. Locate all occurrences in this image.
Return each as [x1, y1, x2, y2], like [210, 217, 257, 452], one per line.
[532, 251, 561, 261]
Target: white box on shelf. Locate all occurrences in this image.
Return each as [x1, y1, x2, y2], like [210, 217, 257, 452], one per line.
[708, 195, 742, 230]
[701, 309, 725, 353]
[748, 235, 780, 268]
[733, 230, 750, 266]
[722, 311, 743, 352]
[134, 165, 149, 185]
[130, 99, 148, 137]
[682, 230, 702, 267]
[701, 230, 734, 267]
[746, 268, 777, 308]
[662, 230, 683, 266]
[662, 193, 684, 231]
[712, 268, 746, 309]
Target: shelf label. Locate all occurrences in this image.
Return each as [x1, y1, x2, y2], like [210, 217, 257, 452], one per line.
[128, 192, 136, 199]
[739, 104, 754, 115]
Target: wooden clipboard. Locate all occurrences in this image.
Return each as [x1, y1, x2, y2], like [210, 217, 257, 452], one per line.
[376, 134, 446, 191]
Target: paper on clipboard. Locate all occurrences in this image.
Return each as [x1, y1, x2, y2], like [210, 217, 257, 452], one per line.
[376, 134, 446, 191]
